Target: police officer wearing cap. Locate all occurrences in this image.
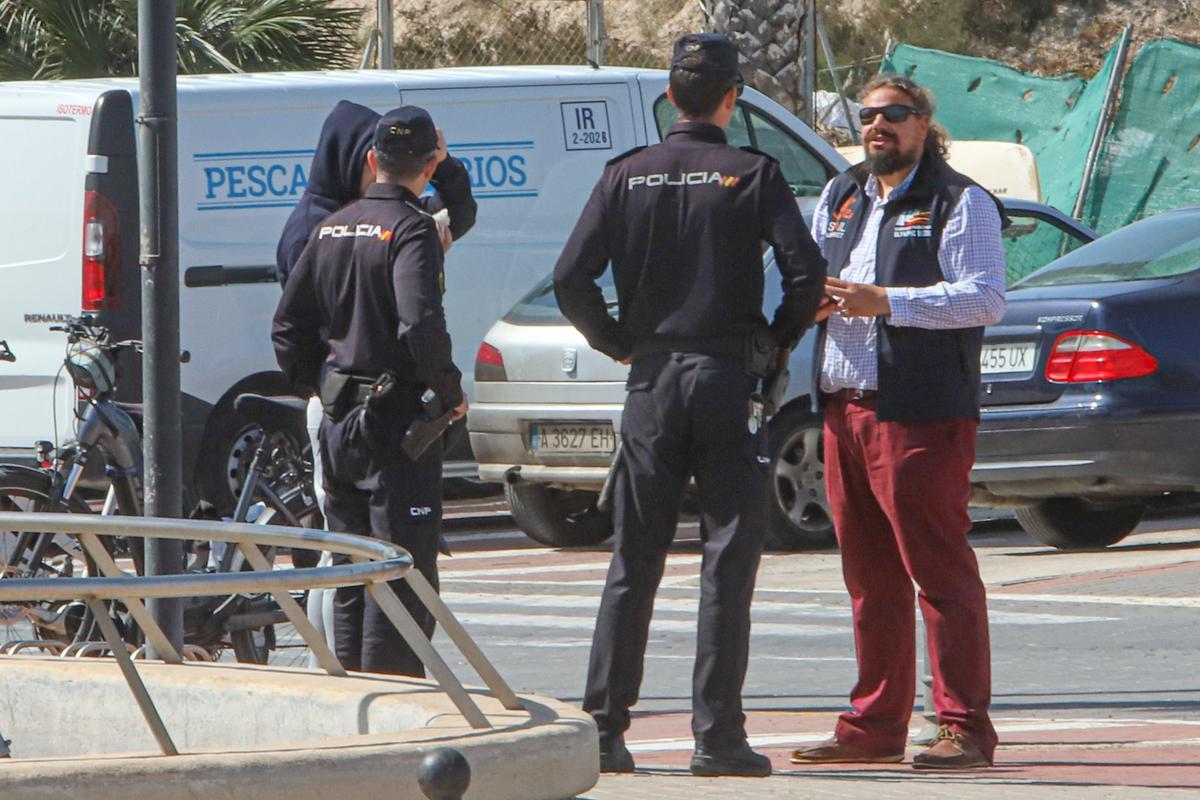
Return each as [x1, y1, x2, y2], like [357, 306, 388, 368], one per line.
[273, 106, 469, 676]
[554, 33, 826, 777]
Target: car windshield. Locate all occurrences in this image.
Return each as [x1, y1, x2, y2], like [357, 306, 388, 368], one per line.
[1015, 211, 1200, 288]
[653, 96, 831, 198]
[503, 271, 617, 325]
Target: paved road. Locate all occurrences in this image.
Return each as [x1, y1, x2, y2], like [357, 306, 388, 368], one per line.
[431, 503, 1200, 797]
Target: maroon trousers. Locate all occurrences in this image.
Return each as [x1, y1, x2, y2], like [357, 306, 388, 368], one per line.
[824, 394, 997, 759]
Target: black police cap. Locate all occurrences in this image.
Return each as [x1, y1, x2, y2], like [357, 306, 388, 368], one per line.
[375, 106, 438, 157]
[671, 33, 739, 74]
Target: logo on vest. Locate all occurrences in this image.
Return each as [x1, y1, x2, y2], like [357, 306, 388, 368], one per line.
[893, 210, 933, 238]
[825, 195, 857, 239]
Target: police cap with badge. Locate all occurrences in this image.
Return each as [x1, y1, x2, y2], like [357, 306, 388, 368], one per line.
[671, 33, 744, 94]
[374, 106, 439, 157]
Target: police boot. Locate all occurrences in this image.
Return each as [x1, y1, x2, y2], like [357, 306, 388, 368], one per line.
[690, 740, 772, 778]
[598, 733, 635, 773]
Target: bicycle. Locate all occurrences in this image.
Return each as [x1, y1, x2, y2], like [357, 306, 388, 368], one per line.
[0, 316, 320, 663]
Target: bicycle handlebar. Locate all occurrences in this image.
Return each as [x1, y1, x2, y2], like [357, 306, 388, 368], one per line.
[49, 315, 141, 353]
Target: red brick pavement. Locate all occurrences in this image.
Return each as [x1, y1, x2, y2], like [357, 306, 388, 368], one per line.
[623, 710, 1200, 789]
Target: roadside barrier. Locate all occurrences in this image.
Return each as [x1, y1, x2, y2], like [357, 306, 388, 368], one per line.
[0, 513, 522, 756]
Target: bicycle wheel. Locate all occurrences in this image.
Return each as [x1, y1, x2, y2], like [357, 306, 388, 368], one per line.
[229, 622, 274, 664]
[0, 465, 99, 647]
[251, 483, 323, 564]
[217, 485, 321, 666]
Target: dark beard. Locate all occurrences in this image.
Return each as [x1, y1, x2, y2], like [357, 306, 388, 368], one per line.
[866, 144, 920, 176]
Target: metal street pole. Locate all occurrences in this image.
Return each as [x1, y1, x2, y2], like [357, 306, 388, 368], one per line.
[586, 0, 607, 67]
[815, 10, 859, 144]
[800, 0, 817, 126]
[378, 0, 395, 69]
[138, 0, 184, 655]
[1073, 26, 1131, 222]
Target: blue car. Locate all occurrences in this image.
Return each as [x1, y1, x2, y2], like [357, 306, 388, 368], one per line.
[973, 206, 1200, 548]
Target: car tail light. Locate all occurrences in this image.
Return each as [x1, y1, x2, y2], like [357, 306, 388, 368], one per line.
[82, 190, 121, 311]
[475, 341, 507, 382]
[1045, 330, 1157, 383]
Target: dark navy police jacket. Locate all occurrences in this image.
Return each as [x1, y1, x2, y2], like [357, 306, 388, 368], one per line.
[553, 121, 826, 363]
[272, 182, 463, 410]
[820, 151, 1008, 421]
[275, 100, 478, 287]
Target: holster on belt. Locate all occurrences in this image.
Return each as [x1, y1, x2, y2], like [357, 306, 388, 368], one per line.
[319, 367, 395, 420]
[744, 325, 778, 379]
[319, 368, 354, 418]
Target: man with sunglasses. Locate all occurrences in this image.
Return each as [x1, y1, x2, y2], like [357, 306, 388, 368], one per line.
[790, 75, 1007, 770]
[554, 33, 825, 778]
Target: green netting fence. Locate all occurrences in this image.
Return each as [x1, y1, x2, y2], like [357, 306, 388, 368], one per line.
[881, 37, 1200, 238]
[1083, 39, 1200, 232]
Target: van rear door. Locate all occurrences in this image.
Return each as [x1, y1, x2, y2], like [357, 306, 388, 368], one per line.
[0, 91, 96, 459]
[401, 78, 646, 398]
[84, 90, 141, 401]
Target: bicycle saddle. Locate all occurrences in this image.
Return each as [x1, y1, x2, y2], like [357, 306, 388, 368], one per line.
[233, 393, 308, 431]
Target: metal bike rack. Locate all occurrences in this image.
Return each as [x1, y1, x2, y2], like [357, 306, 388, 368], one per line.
[0, 513, 523, 756]
[132, 644, 213, 662]
[67, 641, 137, 658]
[0, 640, 66, 656]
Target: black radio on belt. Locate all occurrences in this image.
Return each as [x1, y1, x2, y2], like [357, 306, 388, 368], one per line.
[744, 326, 778, 378]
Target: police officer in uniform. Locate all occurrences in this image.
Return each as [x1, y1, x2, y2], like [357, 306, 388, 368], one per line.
[273, 107, 468, 676]
[554, 34, 826, 777]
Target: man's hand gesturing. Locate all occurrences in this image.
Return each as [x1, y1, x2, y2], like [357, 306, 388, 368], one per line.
[825, 276, 891, 319]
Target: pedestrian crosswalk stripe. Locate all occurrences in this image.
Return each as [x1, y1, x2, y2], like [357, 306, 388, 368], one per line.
[438, 592, 1116, 625]
[449, 612, 847, 636]
[440, 554, 702, 578]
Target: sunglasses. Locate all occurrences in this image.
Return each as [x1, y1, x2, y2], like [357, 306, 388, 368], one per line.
[732, 74, 745, 97]
[858, 104, 924, 125]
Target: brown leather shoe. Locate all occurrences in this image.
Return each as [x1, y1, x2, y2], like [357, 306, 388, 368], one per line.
[790, 736, 905, 764]
[911, 725, 992, 770]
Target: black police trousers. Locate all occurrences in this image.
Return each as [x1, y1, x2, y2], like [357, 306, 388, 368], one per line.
[583, 352, 768, 748]
[319, 401, 442, 676]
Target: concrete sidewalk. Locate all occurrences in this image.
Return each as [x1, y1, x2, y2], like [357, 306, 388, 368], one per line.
[582, 710, 1200, 798]
[583, 775, 1193, 799]
[583, 525, 1200, 798]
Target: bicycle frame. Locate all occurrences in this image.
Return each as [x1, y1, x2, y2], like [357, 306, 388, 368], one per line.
[2, 317, 316, 662]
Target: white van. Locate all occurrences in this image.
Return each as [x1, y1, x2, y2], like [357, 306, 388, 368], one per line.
[0, 66, 844, 508]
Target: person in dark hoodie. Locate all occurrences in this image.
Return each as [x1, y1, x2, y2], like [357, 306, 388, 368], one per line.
[276, 99, 477, 286]
[274, 99, 476, 662]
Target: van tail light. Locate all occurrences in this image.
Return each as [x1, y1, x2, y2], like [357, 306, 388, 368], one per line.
[475, 341, 507, 382]
[1045, 330, 1157, 383]
[82, 190, 121, 311]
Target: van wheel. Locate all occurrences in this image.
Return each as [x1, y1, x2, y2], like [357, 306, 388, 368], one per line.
[1014, 498, 1144, 550]
[766, 408, 837, 551]
[505, 482, 613, 548]
[197, 400, 309, 515]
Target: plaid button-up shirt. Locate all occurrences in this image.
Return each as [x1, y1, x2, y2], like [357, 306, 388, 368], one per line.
[812, 167, 1007, 393]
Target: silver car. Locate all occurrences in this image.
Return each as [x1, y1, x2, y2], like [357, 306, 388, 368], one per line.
[469, 196, 1096, 550]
